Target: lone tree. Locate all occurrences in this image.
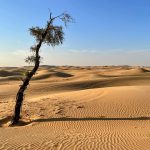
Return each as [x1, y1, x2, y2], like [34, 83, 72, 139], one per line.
[11, 12, 73, 125]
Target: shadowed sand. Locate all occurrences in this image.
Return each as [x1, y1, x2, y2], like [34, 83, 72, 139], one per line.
[0, 66, 150, 150]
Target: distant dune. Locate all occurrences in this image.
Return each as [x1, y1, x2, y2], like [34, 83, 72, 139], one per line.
[0, 66, 150, 150]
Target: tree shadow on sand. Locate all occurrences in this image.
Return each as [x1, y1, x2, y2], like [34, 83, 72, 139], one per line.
[32, 116, 150, 123]
[0, 116, 150, 127]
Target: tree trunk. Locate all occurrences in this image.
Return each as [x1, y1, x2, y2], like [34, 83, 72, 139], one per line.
[11, 55, 40, 125]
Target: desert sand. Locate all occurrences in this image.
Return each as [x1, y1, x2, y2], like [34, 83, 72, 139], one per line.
[0, 66, 150, 150]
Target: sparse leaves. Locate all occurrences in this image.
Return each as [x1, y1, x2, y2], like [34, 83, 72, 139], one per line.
[60, 12, 74, 26]
[44, 26, 64, 46]
[29, 12, 73, 44]
[25, 55, 36, 64]
[29, 27, 45, 41]
[29, 26, 64, 46]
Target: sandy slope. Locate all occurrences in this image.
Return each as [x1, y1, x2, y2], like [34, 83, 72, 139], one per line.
[0, 66, 150, 150]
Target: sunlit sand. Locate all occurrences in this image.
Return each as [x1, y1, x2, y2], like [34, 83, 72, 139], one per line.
[0, 66, 150, 149]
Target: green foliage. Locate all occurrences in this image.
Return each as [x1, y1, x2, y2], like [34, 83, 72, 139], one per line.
[25, 55, 36, 64]
[22, 70, 30, 76]
[44, 26, 64, 46]
[29, 26, 64, 46]
[29, 27, 45, 42]
[29, 12, 73, 45]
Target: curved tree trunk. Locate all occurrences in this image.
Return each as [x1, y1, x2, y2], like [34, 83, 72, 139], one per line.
[11, 23, 50, 125]
[11, 48, 40, 125]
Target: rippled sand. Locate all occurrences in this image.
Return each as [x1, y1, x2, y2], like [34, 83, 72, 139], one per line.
[0, 66, 150, 150]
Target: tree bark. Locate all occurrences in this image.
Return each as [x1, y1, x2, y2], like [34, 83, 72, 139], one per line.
[11, 50, 40, 125]
[11, 22, 51, 125]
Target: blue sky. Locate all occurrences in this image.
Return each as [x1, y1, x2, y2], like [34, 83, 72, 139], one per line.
[0, 0, 150, 66]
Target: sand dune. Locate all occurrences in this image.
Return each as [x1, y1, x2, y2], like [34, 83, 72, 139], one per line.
[0, 66, 150, 150]
[0, 70, 21, 77]
[33, 70, 73, 80]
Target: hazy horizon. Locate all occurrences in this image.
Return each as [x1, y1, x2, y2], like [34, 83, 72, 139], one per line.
[1, 0, 150, 66]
